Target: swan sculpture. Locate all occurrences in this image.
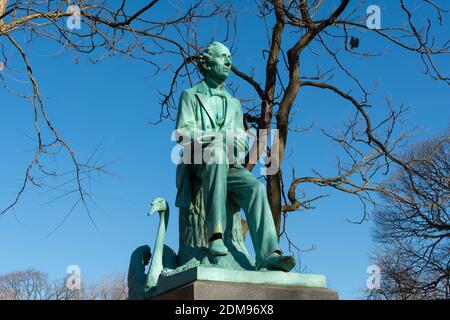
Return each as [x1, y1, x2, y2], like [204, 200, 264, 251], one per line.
[127, 197, 176, 300]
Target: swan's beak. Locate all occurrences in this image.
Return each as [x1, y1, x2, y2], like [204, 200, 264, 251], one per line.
[148, 207, 157, 216]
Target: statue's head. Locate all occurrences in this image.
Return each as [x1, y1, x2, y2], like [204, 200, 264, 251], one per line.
[197, 41, 232, 82]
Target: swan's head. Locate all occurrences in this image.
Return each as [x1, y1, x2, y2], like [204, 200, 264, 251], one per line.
[149, 197, 167, 215]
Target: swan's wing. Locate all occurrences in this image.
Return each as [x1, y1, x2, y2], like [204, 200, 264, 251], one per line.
[163, 244, 177, 269]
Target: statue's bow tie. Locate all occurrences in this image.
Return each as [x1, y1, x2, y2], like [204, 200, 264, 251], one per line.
[209, 88, 227, 98]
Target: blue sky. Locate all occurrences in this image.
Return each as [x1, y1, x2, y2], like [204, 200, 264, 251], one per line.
[0, 1, 448, 299]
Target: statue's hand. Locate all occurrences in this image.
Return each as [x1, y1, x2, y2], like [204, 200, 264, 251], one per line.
[234, 132, 248, 152]
[224, 130, 247, 154]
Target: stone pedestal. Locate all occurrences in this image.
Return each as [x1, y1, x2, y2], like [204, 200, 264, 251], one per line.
[147, 266, 338, 300]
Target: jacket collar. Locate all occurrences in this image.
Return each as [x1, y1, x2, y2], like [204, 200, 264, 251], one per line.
[195, 80, 233, 100]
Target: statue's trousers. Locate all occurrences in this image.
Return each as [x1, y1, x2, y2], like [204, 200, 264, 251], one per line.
[194, 162, 281, 268]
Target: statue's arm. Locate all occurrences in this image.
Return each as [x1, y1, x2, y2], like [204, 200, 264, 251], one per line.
[221, 100, 248, 158]
[175, 90, 209, 146]
[233, 101, 249, 154]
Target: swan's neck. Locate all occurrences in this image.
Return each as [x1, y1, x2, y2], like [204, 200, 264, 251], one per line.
[145, 203, 169, 292]
[150, 206, 169, 272]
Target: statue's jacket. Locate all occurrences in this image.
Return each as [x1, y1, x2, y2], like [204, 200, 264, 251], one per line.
[174, 80, 248, 208]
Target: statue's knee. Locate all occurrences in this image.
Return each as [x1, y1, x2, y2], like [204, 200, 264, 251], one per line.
[254, 182, 266, 196]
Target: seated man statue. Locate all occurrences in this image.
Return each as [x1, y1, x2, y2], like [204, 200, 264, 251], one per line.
[174, 41, 296, 272]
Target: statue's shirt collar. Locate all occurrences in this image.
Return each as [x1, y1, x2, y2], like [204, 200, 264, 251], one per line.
[196, 80, 232, 100]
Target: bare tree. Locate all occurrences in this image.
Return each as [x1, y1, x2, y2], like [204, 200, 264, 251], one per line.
[0, 269, 78, 300]
[368, 131, 449, 300]
[86, 272, 128, 300]
[0, 0, 232, 229]
[0, 269, 131, 300]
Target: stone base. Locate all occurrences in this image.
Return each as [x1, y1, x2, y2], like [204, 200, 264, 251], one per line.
[147, 266, 338, 300]
[151, 280, 338, 300]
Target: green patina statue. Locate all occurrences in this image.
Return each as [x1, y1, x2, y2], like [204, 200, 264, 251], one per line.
[128, 42, 296, 300]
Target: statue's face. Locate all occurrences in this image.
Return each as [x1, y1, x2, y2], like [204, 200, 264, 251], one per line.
[206, 44, 232, 82]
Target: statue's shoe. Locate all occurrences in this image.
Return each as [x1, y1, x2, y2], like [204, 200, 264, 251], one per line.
[208, 238, 229, 256]
[259, 253, 296, 272]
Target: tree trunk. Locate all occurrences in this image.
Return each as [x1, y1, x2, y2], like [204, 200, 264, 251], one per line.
[267, 171, 282, 237]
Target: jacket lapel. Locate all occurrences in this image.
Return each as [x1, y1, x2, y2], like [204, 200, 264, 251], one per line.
[195, 93, 215, 127]
[194, 81, 215, 127]
[194, 80, 236, 130]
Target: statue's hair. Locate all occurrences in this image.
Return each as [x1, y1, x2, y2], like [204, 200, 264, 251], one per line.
[197, 41, 228, 77]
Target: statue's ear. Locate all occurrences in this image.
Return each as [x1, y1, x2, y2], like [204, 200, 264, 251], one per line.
[202, 59, 210, 71]
[197, 56, 208, 76]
